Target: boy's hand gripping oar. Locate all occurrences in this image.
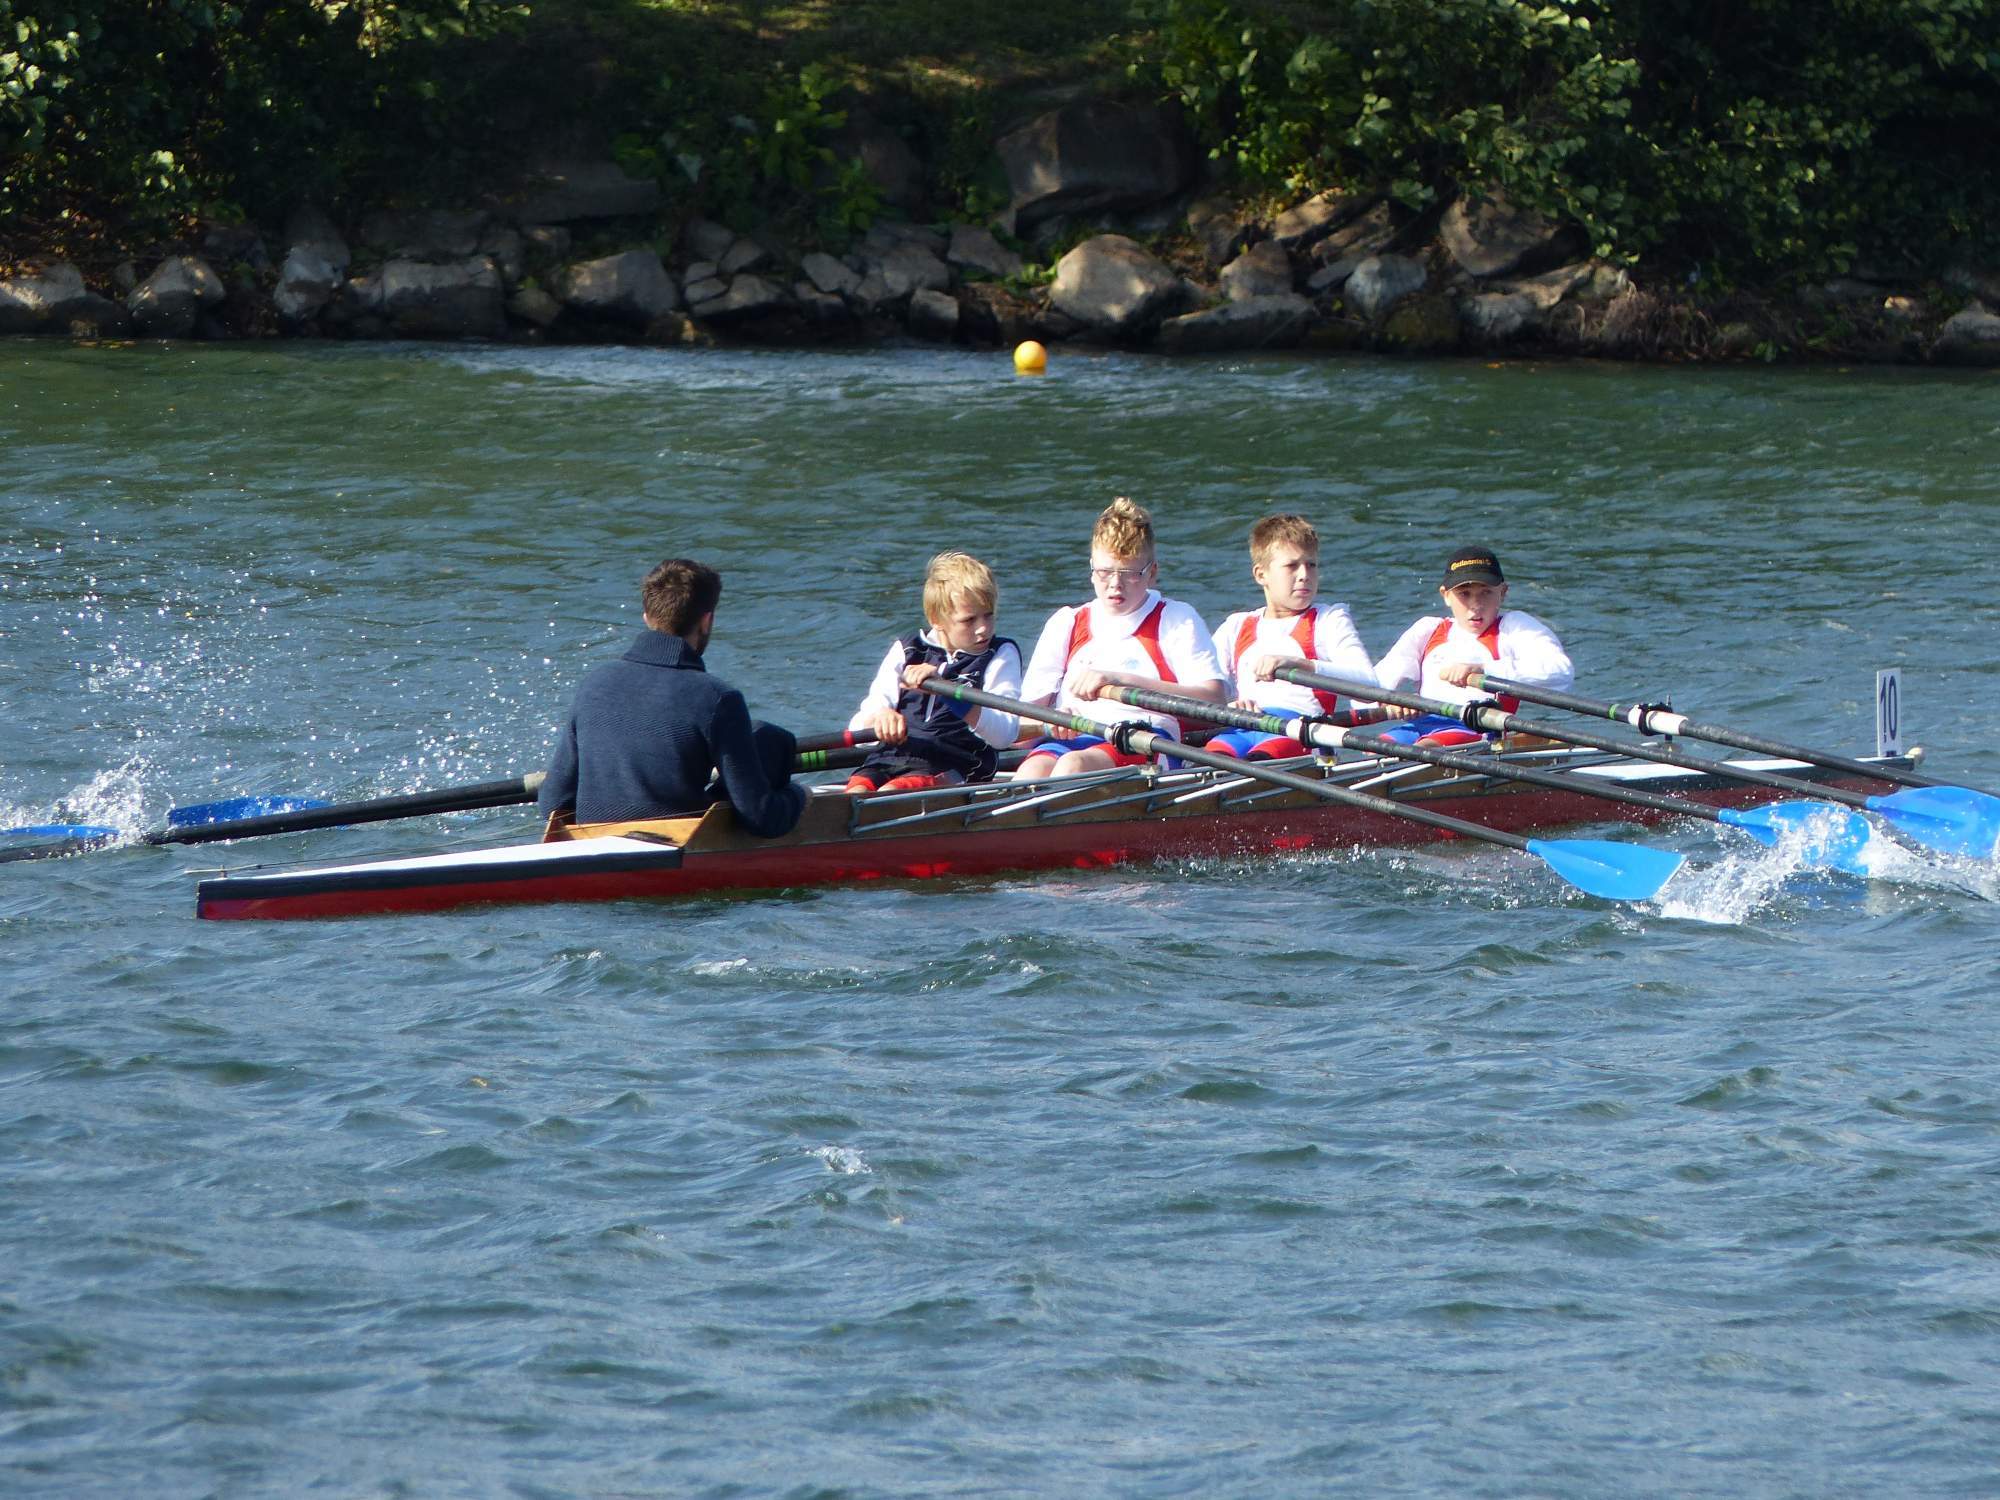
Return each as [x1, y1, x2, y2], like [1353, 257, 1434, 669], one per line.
[1276, 665, 1996, 862]
[917, 680, 1683, 903]
[1, 731, 881, 863]
[1097, 686, 1873, 875]
[1470, 670, 2000, 860]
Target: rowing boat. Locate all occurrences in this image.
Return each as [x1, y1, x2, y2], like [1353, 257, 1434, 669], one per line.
[192, 741, 1917, 921]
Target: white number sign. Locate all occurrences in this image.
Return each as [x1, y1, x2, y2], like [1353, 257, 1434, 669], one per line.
[1875, 669, 1902, 758]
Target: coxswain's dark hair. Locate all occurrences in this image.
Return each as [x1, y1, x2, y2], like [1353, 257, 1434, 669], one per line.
[642, 558, 722, 636]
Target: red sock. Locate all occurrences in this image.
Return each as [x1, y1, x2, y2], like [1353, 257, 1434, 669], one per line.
[1249, 736, 1307, 760]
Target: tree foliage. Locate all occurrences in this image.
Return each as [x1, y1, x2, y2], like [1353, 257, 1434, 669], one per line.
[1, 0, 522, 231]
[1137, 0, 2000, 280]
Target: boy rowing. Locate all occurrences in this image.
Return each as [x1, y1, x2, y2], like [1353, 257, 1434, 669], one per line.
[843, 551, 1023, 793]
[1014, 497, 1226, 780]
[1372, 545, 1573, 746]
[1207, 512, 1375, 760]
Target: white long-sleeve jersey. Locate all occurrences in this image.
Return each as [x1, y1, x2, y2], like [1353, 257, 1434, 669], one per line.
[1210, 602, 1374, 715]
[1020, 591, 1224, 738]
[1374, 609, 1572, 705]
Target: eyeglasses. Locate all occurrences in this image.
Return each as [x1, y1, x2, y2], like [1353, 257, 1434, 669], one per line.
[1088, 564, 1154, 585]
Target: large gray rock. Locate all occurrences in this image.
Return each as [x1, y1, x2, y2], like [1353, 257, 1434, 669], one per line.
[1049, 234, 1189, 335]
[1934, 305, 2000, 365]
[947, 224, 1023, 280]
[907, 288, 960, 342]
[505, 159, 661, 223]
[1311, 201, 1399, 266]
[1459, 289, 1542, 342]
[129, 255, 226, 337]
[998, 101, 1191, 228]
[378, 257, 507, 337]
[1345, 254, 1428, 321]
[359, 209, 489, 260]
[801, 251, 861, 298]
[1157, 294, 1312, 353]
[851, 241, 951, 311]
[862, 221, 948, 258]
[719, 237, 770, 276]
[1185, 196, 1252, 267]
[275, 210, 351, 325]
[1461, 261, 1594, 339]
[560, 250, 680, 326]
[0, 263, 93, 333]
[1440, 191, 1572, 279]
[275, 251, 343, 323]
[480, 225, 526, 284]
[1270, 190, 1371, 251]
[285, 205, 349, 267]
[200, 223, 268, 269]
[683, 219, 738, 264]
[1220, 241, 1294, 301]
[687, 273, 788, 322]
[793, 281, 850, 322]
[508, 286, 564, 329]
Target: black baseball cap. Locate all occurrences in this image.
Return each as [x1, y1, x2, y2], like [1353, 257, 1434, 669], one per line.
[1441, 547, 1505, 588]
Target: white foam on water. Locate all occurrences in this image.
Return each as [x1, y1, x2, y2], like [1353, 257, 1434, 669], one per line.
[1851, 835, 2000, 903]
[808, 1145, 871, 1175]
[1654, 839, 1812, 926]
[687, 957, 751, 977]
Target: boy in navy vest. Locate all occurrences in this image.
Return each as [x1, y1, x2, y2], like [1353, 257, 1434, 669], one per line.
[843, 552, 1024, 794]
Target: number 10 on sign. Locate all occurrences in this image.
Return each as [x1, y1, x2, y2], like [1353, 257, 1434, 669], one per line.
[1876, 669, 1902, 757]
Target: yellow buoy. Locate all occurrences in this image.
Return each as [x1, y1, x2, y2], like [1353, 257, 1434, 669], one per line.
[1013, 339, 1048, 374]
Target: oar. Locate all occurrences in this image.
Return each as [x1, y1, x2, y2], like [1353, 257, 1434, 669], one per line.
[0, 824, 123, 864]
[1276, 665, 1999, 861]
[1098, 686, 1873, 874]
[917, 680, 1683, 902]
[157, 727, 887, 828]
[2, 731, 884, 862]
[1471, 672, 1998, 797]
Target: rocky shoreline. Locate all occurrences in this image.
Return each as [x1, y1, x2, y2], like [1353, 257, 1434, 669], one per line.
[6, 100, 2000, 366]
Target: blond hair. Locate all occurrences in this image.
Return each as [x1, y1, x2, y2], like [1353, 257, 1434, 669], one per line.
[923, 550, 997, 623]
[1248, 513, 1319, 567]
[1091, 496, 1155, 563]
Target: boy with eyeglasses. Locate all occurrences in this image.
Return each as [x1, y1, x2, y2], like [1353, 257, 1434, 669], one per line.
[1014, 497, 1225, 781]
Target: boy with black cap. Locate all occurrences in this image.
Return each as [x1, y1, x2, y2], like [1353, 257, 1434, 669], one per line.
[1371, 546, 1572, 746]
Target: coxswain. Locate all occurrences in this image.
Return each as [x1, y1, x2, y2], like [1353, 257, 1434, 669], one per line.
[535, 558, 806, 834]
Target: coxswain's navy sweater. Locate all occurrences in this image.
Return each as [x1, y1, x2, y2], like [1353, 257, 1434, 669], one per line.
[536, 629, 806, 836]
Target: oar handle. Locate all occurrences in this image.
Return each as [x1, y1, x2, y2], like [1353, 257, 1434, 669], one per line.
[1102, 685, 1731, 826]
[1472, 672, 1956, 793]
[917, 679, 1536, 853]
[148, 774, 547, 846]
[793, 728, 882, 754]
[1273, 664, 1875, 808]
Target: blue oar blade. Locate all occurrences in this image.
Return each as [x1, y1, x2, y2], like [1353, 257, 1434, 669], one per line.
[1866, 786, 2000, 861]
[1, 823, 123, 841]
[1524, 838, 1685, 902]
[1718, 801, 1874, 875]
[167, 795, 328, 828]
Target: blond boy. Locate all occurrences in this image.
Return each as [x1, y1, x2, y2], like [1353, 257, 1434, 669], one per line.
[844, 551, 1022, 792]
[1015, 498, 1225, 780]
